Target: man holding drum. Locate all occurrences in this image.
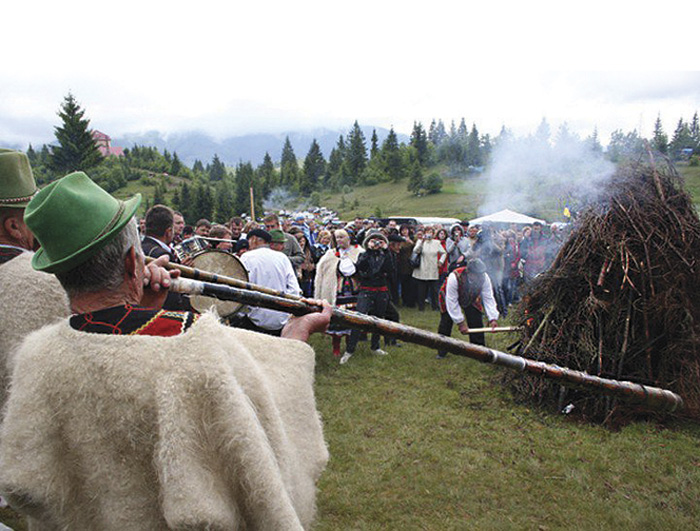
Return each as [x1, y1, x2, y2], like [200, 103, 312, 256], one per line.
[0, 171, 331, 530]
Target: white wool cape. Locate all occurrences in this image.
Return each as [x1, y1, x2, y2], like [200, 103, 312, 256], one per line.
[313, 246, 363, 305]
[0, 252, 69, 411]
[0, 313, 328, 530]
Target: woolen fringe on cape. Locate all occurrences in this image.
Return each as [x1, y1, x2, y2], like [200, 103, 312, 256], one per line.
[0, 313, 328, 530]
[0, 252, 69, 412]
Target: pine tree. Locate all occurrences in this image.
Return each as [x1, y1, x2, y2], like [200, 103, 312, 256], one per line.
[690, 112, 700, 154]
[669, 118, 694, 159]
[192, 159, 205, 174]
[407, 160, 424, 195]
[410, 122, 429, 165]
[652, 115, 668, 154]
[300, 139, 326, 194]
[381, 127, 403, 182]
[209, 154, 227, 181]
[170, 152, 182, 176]
[214, 179, 234, 222]
[327, 135, 346, 187]
[153, 181, 166, 205]
[256, 152, 277, 198]
[465, 124, 481, 167]
[193, 181, 214, 221]
[179, 182, 192, 221]
[586, 127, 603, 153]
[457, 118, 468, 139]
[50, 93, 103, 174]
[370, 129, 379, 160]
[280, 137, 298, 187]
[233, 162, 262, 217]
[345, 121, 368, 183]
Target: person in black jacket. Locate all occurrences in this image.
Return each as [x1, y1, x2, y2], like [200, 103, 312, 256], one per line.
[340, 230, 393, 365]
[141, 204, 192, 311]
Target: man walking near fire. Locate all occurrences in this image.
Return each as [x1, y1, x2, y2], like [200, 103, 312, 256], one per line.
[435, 258, 499, 358]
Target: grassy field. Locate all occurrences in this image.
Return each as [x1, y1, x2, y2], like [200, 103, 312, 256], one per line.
[310, 307, 700, 530]
[4, 307, 697, 530]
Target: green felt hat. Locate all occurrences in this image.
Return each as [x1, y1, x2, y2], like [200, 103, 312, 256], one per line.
[0, 148, 37, 208]
[269, 229, 287, 244]
[25, 171, 141, 274]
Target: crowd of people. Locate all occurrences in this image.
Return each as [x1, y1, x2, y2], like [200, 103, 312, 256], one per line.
[140, 207, 567, 362]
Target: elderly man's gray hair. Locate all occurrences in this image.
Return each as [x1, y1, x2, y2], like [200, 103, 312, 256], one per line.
[55, 218, 142, 298]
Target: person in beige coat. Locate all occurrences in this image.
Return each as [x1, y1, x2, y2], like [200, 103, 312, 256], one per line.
[411, 226, 446, 311]
[0, 172, 332, 530]
[0, 149, 69, 412]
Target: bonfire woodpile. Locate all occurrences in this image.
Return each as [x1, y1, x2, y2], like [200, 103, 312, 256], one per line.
[507, 155, 700, 424]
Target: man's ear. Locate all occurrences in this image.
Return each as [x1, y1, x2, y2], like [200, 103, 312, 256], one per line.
[3, 213, 23, 240]
[124, 246, 139, 280]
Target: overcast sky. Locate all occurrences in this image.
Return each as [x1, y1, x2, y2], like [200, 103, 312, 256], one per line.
[3, 1, 699, 148]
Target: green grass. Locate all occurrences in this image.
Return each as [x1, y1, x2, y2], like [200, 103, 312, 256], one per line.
[310, 307, 700, 530]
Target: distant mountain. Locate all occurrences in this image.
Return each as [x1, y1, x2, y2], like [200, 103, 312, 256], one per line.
[114, 126, 409, 168]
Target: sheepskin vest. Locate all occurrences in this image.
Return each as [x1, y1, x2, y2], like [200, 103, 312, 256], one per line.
[313, 245, 363, 305]
[0, 251, 69, 412]
[0, 314, 328, 530]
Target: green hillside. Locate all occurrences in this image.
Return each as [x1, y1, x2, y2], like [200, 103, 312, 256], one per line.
[113, 161, 700, 223]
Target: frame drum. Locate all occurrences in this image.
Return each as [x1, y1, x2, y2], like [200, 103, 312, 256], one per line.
[189, 250, 249, 317]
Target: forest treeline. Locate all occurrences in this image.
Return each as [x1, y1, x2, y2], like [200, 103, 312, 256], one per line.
[23, 93, 700, 223]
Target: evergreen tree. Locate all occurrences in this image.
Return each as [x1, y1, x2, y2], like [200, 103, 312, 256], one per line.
[370, 129, 379, 160]
[192, 159, 205, 174]
[381, 127, 403, 182]
[345, 121, 368, 183]
[193, 180, 214, 221]
[50, 93, 103, 174]
[669, 118, 694, 159]
[690, 112, 700, 154]
[410, 121, 429, 165]
[256, 152, 277, 198]
[326, 135, 346, 187]
[280, 136, 298, 187]
[153, 181, 166, 205]
[607, 129, 643, 163]
[300, 139, 326, 194]
[435, 120, 447, 145]
[407, 160, 424, 195]
[209, 154, 227, 181]
[233, 162, 262, 218]
[170, 152, 182, 176]
[457, 118, 468, 140]
[481, 134, 493, 165]
[214, 179, 234, 222]
[586, 127, 603, 153]
[465, 124, 482, 167]
[179, 182, 192, 221]
[535, 117, 551, 145]
[652, 115, 668, 154]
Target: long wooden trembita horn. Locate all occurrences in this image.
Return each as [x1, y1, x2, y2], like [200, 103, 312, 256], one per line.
[170, 277, 684, 413]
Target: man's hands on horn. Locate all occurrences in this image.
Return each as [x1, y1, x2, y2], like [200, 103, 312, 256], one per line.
[282, 298, 332, 342]
[140, 254, 180, 309]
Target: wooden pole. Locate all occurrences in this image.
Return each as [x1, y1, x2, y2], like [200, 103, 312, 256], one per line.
[170, 277, 684, 413]
[249, 187, 255, 220]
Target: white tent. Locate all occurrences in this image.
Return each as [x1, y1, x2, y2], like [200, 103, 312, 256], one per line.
[468, 209, 546, 226]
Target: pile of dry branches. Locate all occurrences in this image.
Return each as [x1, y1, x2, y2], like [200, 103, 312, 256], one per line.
[507, 155, 700, 424]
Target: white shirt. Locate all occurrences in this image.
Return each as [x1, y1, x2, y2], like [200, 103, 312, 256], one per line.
[445, 271, 499, 324]
[240, 246, 301, 330]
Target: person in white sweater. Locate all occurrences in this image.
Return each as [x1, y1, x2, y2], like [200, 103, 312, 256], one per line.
[411, 226, 446, 311]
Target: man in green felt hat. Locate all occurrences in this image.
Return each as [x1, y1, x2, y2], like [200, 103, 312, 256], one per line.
[0, 149, 69, 413]
[0, 170, 333, 529]
[0, 148, 39, 263]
